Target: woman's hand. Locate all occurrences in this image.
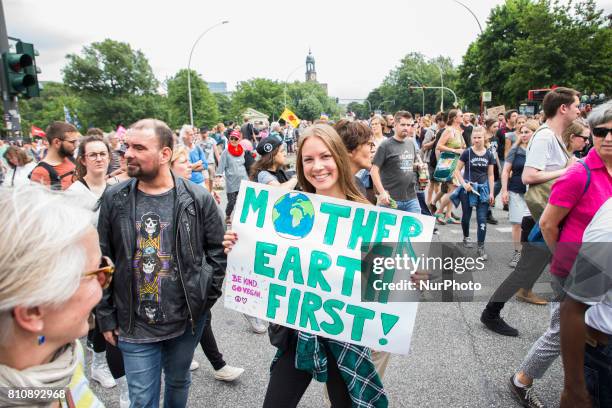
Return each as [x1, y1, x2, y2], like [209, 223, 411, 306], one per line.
[223, 230, 238, 254]
[489, 193, 495, 206]
[454, 148, 463, 155]
[212, 190, 221, 205]
[502, 191, 509, 205]
[464, 183, 473, 193]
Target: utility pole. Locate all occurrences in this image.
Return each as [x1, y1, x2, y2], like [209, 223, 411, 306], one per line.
[0, 0, 21, 138]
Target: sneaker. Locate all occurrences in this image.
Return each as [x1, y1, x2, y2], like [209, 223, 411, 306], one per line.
[477, 246, 488, 261]
[117, 376, 130, 408]
[462, 237, 474, 248]
[190, 360, 200, 371]
[516, 289, 548, 306]
[486, 214, 499, 225]
[433, 227, 439, 235]
[91, 356, 117, 388]
[434, 213, 446, 225]
[508, 251, 521, 268]
[214, 365, 245, 382]
[508, 375, 546, 408]
[480, 310, 518, 337]
[243, 314, 267, 334]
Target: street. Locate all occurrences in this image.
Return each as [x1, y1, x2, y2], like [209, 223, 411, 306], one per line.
[90, 195, 562, 408]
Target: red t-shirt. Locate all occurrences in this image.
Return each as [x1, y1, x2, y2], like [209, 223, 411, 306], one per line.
[30, 158, 76, 190]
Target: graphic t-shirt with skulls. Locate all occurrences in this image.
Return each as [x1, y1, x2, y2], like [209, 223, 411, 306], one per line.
[120, 189, 187, 343]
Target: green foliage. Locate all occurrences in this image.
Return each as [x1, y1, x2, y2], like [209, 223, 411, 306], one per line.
[230, 78, 284, 120]
[62, 39, 158, 96]
[457, 0, 612, 108]
[214, 93, 233, 123]
[346, 102, 370, 119]
[366, 53, 460, 115]
[19, 82, 82, 133]
[166, 69, 219, 128]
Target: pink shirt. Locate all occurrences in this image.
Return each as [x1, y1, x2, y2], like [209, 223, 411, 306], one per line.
[549, 148, 612, 277]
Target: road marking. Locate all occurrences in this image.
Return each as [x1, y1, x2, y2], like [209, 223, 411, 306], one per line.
[496, 227, 513, 233]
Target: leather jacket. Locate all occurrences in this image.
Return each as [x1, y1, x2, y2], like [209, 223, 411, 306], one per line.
[96, 174, 227, 335]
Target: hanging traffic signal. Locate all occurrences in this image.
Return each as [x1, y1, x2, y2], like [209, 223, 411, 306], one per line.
[17, 42, 40, 98]
[2, 41, 40, 98]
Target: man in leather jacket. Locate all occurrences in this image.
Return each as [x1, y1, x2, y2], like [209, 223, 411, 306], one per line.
[96, 119, 226, 408]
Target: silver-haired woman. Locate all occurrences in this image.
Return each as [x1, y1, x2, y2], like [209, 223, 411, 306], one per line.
[0, 185, 108, 407]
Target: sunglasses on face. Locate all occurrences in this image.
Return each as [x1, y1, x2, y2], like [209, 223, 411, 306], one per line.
[592, 127, 612, 138]
[572, 134, 590, 141]
[229, 137, 239, 141]
[83, 256, 114, 289]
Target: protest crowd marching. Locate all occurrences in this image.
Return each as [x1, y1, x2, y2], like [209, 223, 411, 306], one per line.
[0, 87, 611, 408]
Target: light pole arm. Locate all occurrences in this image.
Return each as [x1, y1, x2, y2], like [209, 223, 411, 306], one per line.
[187, 20, 229, 126]
[284, 64, 305, 108]
[452, 0, 483, 34]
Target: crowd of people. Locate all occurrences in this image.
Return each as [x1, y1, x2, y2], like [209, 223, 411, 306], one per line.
[0, 87, 610, 408]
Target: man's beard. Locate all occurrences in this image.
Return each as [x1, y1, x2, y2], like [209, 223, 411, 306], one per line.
[127, 162, 159, 181]
[58, 143, 74, 158]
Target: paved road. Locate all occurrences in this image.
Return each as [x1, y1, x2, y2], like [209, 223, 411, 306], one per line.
[90, 188, 562, 407]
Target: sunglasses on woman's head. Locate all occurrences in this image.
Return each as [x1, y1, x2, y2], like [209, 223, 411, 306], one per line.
[84, 256, 114, 289]
[592, 127, 612, 138]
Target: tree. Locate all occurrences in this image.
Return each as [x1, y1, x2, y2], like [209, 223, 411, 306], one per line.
[166, 69, 219, 128]
[213, 93, 233, 123]
[285, 81, 341, 120]
[457, 0, 612, 108]
[231, 78, 284, 120]
[346, 102, 369, 119]
[366, 53, 459, 115]
[19, 82, 84, 133]
[62, 39, 158, 96]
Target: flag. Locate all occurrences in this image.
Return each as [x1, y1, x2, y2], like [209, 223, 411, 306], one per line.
[63, 105, 73, 124]
[31, 125, 46, 138]
[280, 108, 300, 128]
[116, 125, 127, 141]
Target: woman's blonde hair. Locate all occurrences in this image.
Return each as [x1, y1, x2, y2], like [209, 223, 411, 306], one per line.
[0, 185, 93, 345]
[171, 145, 189, 165]
[296, 124, 368, 204]
[561, 120, 586, 150]
[513, 119, 539, 149]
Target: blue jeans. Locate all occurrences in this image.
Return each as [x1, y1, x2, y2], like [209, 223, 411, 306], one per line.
[416, 191, 432, 216]
[458, 190, 489, 245]
[118, 314, 208, 408]
[584, 337, 612, 408]
[395, 198, 421, 214]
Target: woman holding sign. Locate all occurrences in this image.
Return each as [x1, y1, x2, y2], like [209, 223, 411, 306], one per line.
[223, 124, 387, 408]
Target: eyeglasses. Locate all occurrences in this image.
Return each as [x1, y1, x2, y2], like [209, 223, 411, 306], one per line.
[83, 256, 114, 289]
[592, 127, 612, 138]
[62, 139, 78, 145]
[572, 134, 590, 141]
[86, 152, 109, 160]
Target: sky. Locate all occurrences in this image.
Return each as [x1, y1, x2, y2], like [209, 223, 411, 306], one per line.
[5, 0, 612, 100]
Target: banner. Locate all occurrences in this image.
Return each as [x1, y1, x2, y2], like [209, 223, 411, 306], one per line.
[224, 181, 435, 354]
[31, 125, 46, 138]
[486, 105, 506, 119]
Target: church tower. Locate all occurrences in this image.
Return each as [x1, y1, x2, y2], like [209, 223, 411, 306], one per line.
[305, 49, 317, 82]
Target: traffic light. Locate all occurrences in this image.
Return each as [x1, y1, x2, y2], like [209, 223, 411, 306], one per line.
[2, 41, 40, 98]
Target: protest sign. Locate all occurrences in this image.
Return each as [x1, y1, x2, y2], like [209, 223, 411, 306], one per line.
[486, 105, 506, 119]
[224, 181, 435, 354]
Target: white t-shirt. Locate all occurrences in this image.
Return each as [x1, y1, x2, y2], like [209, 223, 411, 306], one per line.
[66, 180, 103, 227]
[524, 124, 569, 172]
[566, 198, 612, 335]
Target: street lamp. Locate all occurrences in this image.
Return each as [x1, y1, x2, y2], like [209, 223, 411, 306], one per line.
[284, 64, 305, 107]
[408, 78, 425, 115]
[431, 63, 444, 111]
[187, 20, 229, 126]
[452, 0, 483, 34]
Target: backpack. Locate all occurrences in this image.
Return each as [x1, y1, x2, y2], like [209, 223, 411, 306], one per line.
[28, 162, 74, 191]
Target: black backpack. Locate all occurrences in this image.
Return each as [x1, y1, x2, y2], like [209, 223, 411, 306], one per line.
[28, 162, 75, 191]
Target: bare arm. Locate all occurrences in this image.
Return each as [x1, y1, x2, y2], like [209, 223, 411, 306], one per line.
[369, 164, 389, 205]
[522, 156, 577, 185]
[487, 164, 495, 205]
[539, 203, 570, 253]
[501, 162, 511, 204]
[435, 130, 457, 154]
